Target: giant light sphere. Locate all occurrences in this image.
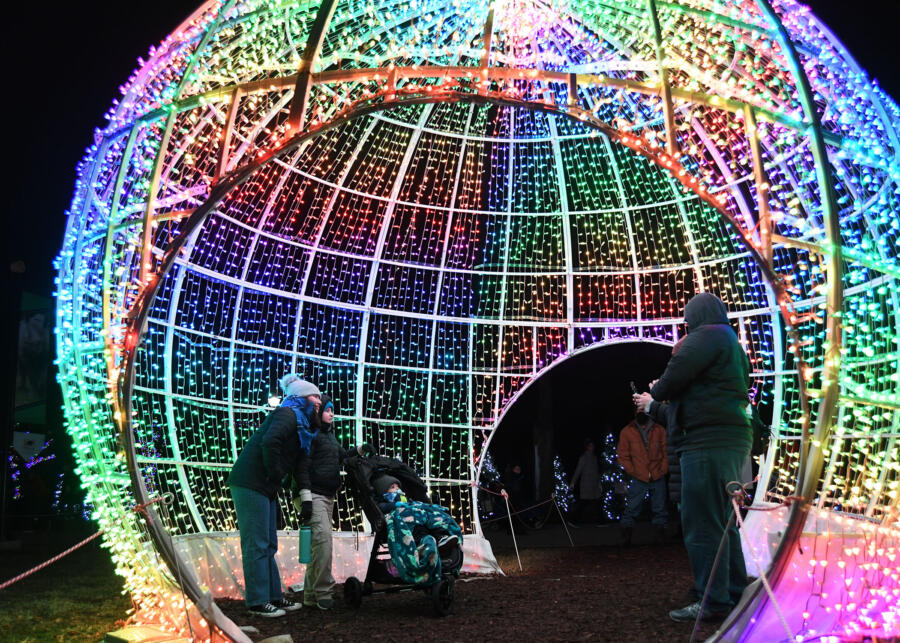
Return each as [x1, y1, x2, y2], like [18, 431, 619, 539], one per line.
[56, 0, 900, 639]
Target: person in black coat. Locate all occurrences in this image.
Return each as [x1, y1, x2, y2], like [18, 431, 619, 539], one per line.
[227, 373, 321, 618]
[635, 293, 752, 623]
[644, 338, 686, 511]
[291, 395, 370, 610]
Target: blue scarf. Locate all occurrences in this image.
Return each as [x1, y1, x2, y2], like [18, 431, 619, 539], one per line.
[281, 395, 317, 453]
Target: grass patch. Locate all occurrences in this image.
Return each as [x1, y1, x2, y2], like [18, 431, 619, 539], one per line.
[0, 522, 130, 643]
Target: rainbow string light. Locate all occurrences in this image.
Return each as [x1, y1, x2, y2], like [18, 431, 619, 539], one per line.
[54, 0, 900, 639]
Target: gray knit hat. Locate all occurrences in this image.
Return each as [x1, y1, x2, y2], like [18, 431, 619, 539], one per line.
[279, 373, 321, 399]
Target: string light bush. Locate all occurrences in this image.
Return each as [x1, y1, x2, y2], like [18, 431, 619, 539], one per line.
[552, 454, 574, 515]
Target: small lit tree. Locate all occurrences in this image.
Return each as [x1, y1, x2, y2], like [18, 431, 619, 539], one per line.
[599, 433, 626, 521]
[552, 454, 574, 513]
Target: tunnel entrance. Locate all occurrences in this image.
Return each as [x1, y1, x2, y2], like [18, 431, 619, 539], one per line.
[480, 340, 675, 531]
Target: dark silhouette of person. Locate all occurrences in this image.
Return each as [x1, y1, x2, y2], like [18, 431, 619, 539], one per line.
[636, 293, 751, 623]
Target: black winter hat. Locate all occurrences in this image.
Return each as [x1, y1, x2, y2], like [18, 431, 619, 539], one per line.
[373, 474, 401, 496]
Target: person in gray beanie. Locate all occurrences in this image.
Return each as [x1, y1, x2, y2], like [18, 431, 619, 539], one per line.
[227, 373, 321, 618]
[280, 373, 322, 399]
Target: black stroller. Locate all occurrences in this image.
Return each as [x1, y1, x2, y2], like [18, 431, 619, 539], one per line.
[341, 454, 464, 616]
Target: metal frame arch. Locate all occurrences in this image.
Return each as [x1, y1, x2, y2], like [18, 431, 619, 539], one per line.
[710, 2, 845, 637]
[287, 0, 338, 130]
[113, 84, 820, 641]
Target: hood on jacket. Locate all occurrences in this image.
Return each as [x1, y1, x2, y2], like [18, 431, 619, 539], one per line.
[684, 293, 729, 331]
[318, 394, 334, 432]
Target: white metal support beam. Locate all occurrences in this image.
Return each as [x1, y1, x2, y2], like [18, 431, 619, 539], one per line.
[355, 104, 434, 464]
[493, 109, 516, 422]
[602, 133, 643, 332]
[547, 114, 576, 351]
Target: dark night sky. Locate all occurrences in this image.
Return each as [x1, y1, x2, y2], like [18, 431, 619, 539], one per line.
[2, 1, 895, 478]
[4, 1, 897, 297]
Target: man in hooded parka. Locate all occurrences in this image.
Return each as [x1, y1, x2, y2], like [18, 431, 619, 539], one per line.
[647, 293, 752, 623]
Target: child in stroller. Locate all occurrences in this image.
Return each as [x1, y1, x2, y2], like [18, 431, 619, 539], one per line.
[342, 454, 464, 615]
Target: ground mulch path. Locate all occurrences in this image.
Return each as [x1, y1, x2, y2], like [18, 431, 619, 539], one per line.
[219, 541, 723, 642]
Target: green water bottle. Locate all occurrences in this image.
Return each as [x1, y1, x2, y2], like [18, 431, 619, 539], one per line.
[299, 525, 311, 564]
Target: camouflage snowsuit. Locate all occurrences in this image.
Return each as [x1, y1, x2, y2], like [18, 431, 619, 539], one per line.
[384, 501, 463, 585]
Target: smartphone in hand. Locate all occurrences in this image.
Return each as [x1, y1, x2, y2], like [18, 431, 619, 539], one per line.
[629, 381, 639, 395]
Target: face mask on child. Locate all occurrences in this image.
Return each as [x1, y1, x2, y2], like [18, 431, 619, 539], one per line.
[383, 490, 407, 504]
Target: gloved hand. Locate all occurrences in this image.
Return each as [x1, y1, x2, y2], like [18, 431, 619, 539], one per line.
[356, 443, 375, 457]
[293, 490, 312, 523]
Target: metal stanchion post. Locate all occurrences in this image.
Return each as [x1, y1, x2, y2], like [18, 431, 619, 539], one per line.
[500, 489, 522, 572]
[551, 493, 574, 547]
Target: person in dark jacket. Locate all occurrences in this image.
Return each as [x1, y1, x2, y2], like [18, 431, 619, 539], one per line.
[292, 395, 369, 610]
[227, 373, 321, 618]
[646, 337, 686, 511]
[635, 293, 752, 623]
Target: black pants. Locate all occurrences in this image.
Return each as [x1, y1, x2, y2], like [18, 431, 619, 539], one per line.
[575, 498, 600, 523]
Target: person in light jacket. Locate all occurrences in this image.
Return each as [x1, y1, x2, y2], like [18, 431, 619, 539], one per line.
[570, 439, 602, 523]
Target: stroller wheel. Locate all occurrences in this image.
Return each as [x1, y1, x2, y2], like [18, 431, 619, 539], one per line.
[431, 577, 455, 616]
[344, 576, 363, 609]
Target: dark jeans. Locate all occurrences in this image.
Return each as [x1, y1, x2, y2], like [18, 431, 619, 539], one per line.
[680, 448, 748, 610]
[620, 478, 667, 527]
[231, 485, 283, 607]
[574, 497, 600, 523]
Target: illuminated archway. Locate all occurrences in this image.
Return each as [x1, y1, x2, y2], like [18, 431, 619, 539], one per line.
[56, 1, 900, 640]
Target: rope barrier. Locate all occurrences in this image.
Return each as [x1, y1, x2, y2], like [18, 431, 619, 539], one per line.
[688, 480, 795, 643]
[0, 530, 104, 591]
[0, 492, 176, 593]
[472, 484, 577, 570]
[472, 482, 507, 497]
[133, 492, 175, 517]
[472, 483, 558, 525]
[477, 496, 556, 525]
